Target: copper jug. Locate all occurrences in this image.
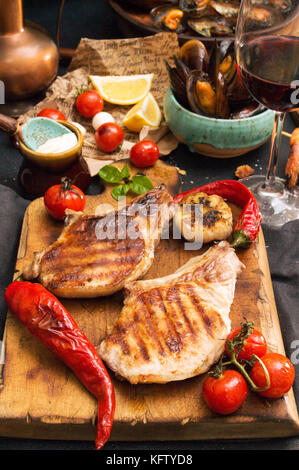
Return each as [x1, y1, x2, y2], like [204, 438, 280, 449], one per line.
[0, 0, 59, 105]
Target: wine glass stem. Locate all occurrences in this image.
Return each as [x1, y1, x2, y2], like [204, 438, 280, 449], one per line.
[265, 111, 286, 185]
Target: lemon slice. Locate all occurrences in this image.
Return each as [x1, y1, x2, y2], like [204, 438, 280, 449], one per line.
[122, 93, 162, 132]
[89, 74, 154, 105]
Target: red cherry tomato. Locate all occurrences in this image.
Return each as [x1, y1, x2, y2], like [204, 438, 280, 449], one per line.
[44, 178, 86, 221]
[250, 353, 295, 398]
[130, 140, 159, 168]
[95, 122, 124, 153]
[203, 369, 248, 415]
[37, 108, 66, 121]
[75, 90, 103, 118]
[225, 327, 267, 361]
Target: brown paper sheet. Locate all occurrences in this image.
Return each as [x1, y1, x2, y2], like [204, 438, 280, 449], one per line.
[19, 33, 180, 176]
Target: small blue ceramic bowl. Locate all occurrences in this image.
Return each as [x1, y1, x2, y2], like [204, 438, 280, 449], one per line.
[163, 87, 275, 158]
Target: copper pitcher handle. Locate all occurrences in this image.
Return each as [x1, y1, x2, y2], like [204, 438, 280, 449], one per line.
[0, 113, 18, 135]
[55, 0, 75, 60]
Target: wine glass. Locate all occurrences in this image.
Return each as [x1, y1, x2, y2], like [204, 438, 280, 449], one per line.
[235, 0, 299, 226]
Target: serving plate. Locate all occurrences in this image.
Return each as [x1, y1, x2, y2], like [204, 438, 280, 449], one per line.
[0, 159, 298, 443]
[109, 0, 233, 45]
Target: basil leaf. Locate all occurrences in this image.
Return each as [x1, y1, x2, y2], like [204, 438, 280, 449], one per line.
[120, 163, 130, 179]
[111, 184, 130, 201]
[99, 165, 124, 183]
[130, 175, 154, 195]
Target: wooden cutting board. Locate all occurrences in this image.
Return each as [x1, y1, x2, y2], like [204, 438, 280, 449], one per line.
[0, 159, 298, 443]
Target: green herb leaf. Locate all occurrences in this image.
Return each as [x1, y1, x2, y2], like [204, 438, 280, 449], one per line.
[120, 163, 130, 180]
[99, 165, 124, 184]
[230, 319, 254, 358]
[111, 184, 130, 201]
[130, 175, 154, 195]
[75, 85, 89, 97]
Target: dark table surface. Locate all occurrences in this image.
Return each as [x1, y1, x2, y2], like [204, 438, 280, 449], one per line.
[0, 0, 298, 452]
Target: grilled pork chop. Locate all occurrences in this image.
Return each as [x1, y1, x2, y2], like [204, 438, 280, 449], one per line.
[99, 242, 243, 384]
[23, 186, 174, 298]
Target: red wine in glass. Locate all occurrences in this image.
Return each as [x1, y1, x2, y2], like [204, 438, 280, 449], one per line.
[235, 0, 299, 226]
[238, 35, 299, 112]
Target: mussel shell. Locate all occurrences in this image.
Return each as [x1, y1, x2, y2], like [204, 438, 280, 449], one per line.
[215, 70, 230, 118]
[227, 71, 252, 106]
[253, 0, 294, 14]
[173, 55, 192, 81]
[231, 103, 265, 119]
[186, 69, 230, 118]
[150, 4, 186, 33]
[188, 16, 234, 37]
[165, 60, 190, 109]
[179, 39, 209, 72]
[210, 23, 235, 36]
[210, 0, 240, 19]
[269, 0, 294, 13]
[120, 0, 177, 10]
[246, 6, 278, 30]
[186, 70, 216, 115]
[179, 0, 214, 18]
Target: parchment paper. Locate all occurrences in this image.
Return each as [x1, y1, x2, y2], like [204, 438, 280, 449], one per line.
[19, 33, 180, 176]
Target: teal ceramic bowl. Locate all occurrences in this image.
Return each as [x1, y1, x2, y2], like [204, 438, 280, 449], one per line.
[163, 87, 275, 158]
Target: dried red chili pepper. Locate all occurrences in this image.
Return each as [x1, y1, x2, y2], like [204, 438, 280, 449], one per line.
[4, 280, 115, 450]
[173, 180, 262, 249]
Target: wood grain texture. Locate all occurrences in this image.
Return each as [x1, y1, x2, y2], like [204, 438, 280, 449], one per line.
[0, 159, 298, 443]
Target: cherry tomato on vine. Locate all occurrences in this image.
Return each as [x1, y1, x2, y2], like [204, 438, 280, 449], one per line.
[95, 122, 124, 153]
[250, 353, 295, 398]
[225, 327, 267, 361]
[130, 140, 159, 168]
[37, 108, 66, 121]
[76, 90, 103, 118]
[44, 177, 86, 221]
[202, 369, 248, 415]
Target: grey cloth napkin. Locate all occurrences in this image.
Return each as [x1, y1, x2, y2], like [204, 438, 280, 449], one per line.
[0, 184, 29, 336]
[262, 221, 299, 401]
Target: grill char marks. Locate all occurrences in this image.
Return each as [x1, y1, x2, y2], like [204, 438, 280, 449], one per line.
[24, 186, 174, 298]
[106, 284, 225, 367]
[99, 242, 244, 384]
[42, 213, 145, 290]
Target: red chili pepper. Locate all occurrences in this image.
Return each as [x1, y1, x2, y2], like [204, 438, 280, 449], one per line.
[173, 180, 262, 249]
[4, 280, 115, 450]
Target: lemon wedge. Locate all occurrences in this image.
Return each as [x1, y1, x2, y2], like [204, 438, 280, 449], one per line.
[89, 74, 154, 105]
[122, 93, 162, 132]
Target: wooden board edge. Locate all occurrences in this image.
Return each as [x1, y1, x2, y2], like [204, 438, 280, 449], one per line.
[0, 416, 298, 442]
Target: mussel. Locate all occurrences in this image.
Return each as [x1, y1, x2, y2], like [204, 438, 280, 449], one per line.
[185, 67, 230, 119]
[165, 58, 191, 109]
[178, 0, 212, 18]
[247, 6, 278, 29]
[186, 71, 217, 116]
[231, 103, 265, 119]
[188, 16, 235, 37]
[253, 0, 294, 14]
[179, 39, 209, 71]
[209, 0, 240, 19]
[269, 0, 294, 13]
[150, 4, 186, 33]
[182, 0, 240, 35]
[165, 39, 259, 120]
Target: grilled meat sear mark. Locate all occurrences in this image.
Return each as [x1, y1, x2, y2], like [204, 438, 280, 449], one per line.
[23, 186, 174, 298]
[100, 242, 244, 384]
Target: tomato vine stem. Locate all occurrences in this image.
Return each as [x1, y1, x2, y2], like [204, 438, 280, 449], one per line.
[225, 343, 271, 392]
